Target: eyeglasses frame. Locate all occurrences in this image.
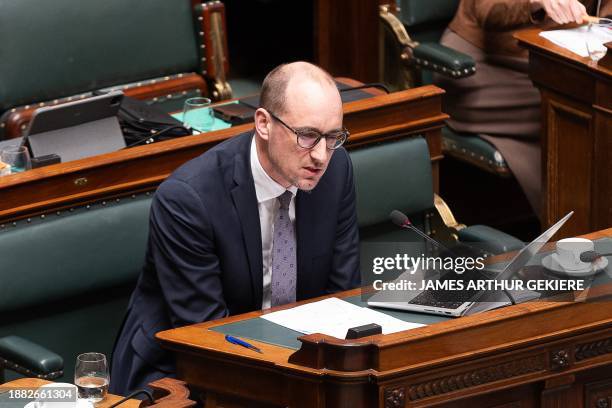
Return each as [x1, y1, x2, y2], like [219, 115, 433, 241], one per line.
[266, 110, 349, 150]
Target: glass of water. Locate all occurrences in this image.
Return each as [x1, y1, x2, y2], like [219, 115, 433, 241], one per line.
[74, 352, 109, 403]
[183, 97, 215, 133]
[0, 145, 31, 173]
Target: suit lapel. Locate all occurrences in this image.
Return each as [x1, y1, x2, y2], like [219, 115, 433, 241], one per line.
[230, 143, 263, 309]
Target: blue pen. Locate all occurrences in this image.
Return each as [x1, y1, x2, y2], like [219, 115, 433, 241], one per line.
[224, 335, 263, 353]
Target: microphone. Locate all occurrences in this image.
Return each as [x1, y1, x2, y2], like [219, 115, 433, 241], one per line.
[389, 210, 452, 253]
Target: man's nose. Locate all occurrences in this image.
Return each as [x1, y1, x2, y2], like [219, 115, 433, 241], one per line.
[309, 138, 328, 163]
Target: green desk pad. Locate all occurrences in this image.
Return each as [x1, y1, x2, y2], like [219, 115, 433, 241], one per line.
[212, 238, 612, 350]
[171, 101, 235, 132]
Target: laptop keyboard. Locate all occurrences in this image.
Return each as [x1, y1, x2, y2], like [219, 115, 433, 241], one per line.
[408, 288, 479, 310]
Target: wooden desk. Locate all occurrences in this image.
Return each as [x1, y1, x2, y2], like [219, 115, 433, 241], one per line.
[158, 228, 612, 408]
[0, 378, 140, 408]
[0, 84, 446, 224]
[515, 29, 612, 238]
[0, 377, 195, 407]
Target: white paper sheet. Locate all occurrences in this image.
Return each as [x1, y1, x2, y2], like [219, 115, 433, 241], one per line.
[539, 25, 612, 57]
[260, 297, 424, 339]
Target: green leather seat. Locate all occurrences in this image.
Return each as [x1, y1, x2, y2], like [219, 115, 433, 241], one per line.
[380, 1, 510, 177]
[349, 136, 522, 254]
[0, 0, 228, 138]
[0, 194, 152, 382]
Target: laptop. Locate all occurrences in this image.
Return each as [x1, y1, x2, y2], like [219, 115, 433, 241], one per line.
[367, 211, 574, 317]
[23, 91, 126, 163]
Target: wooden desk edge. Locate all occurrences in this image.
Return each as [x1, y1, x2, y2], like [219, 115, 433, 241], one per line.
[514, 28, 612, 77]
[0, 378, 141, 408]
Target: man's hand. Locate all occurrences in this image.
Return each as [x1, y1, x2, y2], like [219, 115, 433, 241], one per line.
[530, 0, 587, 24]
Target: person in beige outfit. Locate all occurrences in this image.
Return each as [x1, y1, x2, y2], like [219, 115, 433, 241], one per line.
[434, 0, 612, 214]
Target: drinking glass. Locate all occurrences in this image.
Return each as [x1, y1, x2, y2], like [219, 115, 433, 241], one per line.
[74, 352, 109, 403]
[183, 97, 215, 133]
[1, 145, 31, 173]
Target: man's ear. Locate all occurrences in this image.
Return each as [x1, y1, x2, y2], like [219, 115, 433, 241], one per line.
[254, 108, 271, 142]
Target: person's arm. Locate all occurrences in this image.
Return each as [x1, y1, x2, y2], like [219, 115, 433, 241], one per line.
[470, 0, 586, 30]
[529, 0, 587, 24]
[471, 0, 537, 30]
[327, 149, 360, 293]
[149, 179, 229, 328]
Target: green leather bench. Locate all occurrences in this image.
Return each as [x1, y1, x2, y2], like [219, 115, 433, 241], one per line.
[349, 136, 522, 253]
[0, 193, 153, 382]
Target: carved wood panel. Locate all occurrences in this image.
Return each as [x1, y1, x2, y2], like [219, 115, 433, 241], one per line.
[405, 354, 546, 402]
[384, 386, 406, 408]
[585, 379, 612, 408]
[542, 92, 594, 237]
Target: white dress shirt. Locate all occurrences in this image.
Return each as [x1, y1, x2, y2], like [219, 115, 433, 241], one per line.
[250, 135, 298, 309]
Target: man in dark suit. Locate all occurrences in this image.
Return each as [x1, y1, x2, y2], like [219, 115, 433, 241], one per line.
[110, 62, 360, 394]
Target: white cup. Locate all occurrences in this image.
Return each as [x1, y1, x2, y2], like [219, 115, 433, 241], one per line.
[555, 237, 594, 270]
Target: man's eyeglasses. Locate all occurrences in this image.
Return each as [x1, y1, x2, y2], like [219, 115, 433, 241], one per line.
[267, 110, 349, 150]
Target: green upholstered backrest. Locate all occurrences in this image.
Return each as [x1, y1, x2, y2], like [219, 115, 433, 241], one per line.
[397, 0, 459, 43]
[350, 136, 434, 230]
[397, 0, 459, 27]
[0, 194, 152, 381]
[0, 0, 200, 111]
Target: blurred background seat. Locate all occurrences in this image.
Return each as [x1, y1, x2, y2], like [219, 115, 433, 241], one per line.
[379, 1, 539, 239]
[0, 0, 241, 140]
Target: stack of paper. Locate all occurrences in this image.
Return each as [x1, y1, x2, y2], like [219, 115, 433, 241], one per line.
[540, 25, 612, 57]
[261, 297, 424, 339]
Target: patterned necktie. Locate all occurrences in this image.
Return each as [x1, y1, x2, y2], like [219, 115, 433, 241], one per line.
[271, 190, 297, 307]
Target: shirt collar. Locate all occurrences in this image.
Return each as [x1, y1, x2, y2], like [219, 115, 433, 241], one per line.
[250, 135, 298, 203]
